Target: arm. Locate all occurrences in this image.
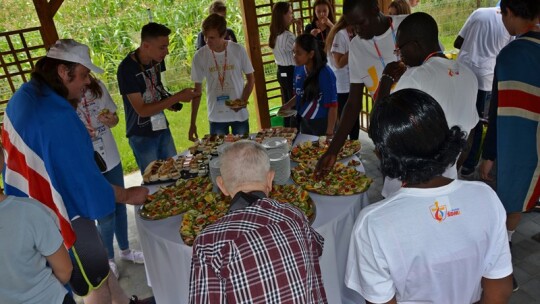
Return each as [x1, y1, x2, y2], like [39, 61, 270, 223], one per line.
[126, 88, 198, 118]
[454, 35, 464, 49]
[189, 83, 203, 141]
[479, 275, 512, 304]
[241, 73, 255, 104]
[113, 185, 149, 205]
[479, 76, 499, 180]
[45, 244, 73, 285]
[376, 61, 407, 103]
[326, 106, 338, 136]
[332, 52, 349, 69]
[315, 82, 364, 177]
[456, 128, 475, 169]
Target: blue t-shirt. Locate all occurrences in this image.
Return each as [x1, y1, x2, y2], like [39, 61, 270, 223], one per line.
[294, 65, 338, 120]
[0, 196, 68, 304]
[117, 53, 170, 137]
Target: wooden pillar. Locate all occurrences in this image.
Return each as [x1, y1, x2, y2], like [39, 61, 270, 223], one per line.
[379, 0, 392, 14]
[240, 0, 271, 129]
[33, 0, 63, 48]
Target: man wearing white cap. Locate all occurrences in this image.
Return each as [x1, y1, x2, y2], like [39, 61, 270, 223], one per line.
[2, 39, 154, 304]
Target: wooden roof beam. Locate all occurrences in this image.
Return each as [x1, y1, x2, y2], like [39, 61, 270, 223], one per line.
[32, 0, 63, 47]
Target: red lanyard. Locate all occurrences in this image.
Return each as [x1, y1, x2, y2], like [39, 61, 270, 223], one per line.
[211, 43, 228, 91]
[422, 51, 444, 64]
[81, 95, 93, 128]
[373, 19, 397, 69]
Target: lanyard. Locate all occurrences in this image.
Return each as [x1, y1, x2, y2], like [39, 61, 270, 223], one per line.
[81, 95, 93, 128]
[211, 42, 228, 91]
[422, 51, 444, 64]
[133, 50, 159, 98]
[372, 18, 397, 69]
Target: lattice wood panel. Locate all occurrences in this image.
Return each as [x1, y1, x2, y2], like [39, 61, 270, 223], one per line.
[0, 27, 47, 124]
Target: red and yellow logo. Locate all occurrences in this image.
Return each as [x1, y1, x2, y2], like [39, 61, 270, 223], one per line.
[430, 201, 460, 223]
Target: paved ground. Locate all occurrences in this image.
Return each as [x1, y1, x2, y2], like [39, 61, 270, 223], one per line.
[76, 131, 540, 303]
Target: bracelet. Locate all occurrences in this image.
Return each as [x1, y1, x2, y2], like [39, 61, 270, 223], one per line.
[381, 74, 395, 83]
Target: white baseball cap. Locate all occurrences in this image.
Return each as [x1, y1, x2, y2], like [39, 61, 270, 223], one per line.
[46, 39, 104, 74]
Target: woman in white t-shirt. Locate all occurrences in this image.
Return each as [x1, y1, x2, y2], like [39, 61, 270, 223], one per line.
[346, 89, 513, 304]
[77, 76, 144, 278]
[325, 16, 359, 140]
[269, 2, 301, 127]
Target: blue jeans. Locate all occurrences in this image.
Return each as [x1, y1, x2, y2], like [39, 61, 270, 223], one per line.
[209, 120, 249, 135]
[129, 128, 177, 174]
[97, 163, 129, 259]
[462, 90, 491, 171]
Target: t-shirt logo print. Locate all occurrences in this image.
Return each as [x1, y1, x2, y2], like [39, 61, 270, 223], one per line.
[430, 201, 447, 222]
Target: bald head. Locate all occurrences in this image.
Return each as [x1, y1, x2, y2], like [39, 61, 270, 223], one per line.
[217, 141, 274, 197]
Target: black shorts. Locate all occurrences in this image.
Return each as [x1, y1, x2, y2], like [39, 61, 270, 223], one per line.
[69, 217, 110, 296]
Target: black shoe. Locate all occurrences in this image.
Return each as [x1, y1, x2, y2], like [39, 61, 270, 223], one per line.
[512, 275, 519, 292]
[129, 295, 156, 304]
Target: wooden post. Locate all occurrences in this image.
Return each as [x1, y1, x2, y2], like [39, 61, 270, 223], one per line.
[33, 0, 63, 48]
[240, 0, 271, 129]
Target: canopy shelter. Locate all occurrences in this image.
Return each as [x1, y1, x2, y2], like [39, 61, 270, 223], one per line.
[0, 0, 387, 129]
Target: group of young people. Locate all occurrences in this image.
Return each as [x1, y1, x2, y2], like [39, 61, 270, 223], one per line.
[1, 0, 539, 303]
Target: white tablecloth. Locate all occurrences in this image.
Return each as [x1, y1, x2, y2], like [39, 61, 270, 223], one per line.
[136, 134, 367, 304]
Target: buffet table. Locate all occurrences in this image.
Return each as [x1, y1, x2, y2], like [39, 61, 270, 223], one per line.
[136, 134, 367, 304]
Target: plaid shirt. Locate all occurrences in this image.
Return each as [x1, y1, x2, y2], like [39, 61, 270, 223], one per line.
[189, 198, 327, 304]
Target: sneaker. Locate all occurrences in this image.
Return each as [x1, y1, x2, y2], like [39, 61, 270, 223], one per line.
[120, 249, 145, 264]
[129, 295, 156, 304]
[109, 260, 119, 279]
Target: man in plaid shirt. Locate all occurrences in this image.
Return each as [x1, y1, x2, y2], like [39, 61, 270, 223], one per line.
[189, 141, 327, 303]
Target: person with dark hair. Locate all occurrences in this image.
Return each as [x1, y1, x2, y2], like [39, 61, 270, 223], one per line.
[195, 0, 237, 50]
[314, 0, 408, 176]
[346, 89, 513, 304]
[325, 16, 359, 140]
[269, 1, 302, 128]
[189, 141, 327, 303]
[374, 12, 479, 197]
[2, 39, 153, 303]
[454, 5, 512, 177]
[117, 22, 199, 174]
[305, 0, 335, 47]
[190, 14, 255, 138]
[77, 76, 144, 278]
[280, 33, 338, 136]
[479, 0, 540, 290]
[388, 0, 411, 15]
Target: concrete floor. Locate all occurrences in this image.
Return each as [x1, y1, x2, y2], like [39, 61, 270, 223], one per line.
[76, 130, 540, 303]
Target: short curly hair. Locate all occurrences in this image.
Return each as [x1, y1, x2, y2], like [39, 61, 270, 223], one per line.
[368, 89, 466, 185]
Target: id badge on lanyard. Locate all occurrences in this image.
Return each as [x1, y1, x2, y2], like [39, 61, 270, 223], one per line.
[92, 137, 106, 160]
[151, 112, 167, 131]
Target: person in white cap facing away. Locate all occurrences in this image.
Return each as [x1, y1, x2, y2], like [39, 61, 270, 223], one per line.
[2, 39, 154, 304]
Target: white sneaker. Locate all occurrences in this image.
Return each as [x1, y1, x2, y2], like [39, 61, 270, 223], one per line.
[109, 260, 119, 278]
[120, 249, 145, 264]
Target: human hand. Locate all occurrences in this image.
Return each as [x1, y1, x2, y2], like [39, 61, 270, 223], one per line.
[314, 152, 337, 179]
[176, 88, 201, 102]
[97, 111, 118, 127]
[310, 28, 321, 36]
[382, 61, 407, 83]
[189, 124, 198, 142]
[124, 186, 149, 205]
[479, 159, 494, 181]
